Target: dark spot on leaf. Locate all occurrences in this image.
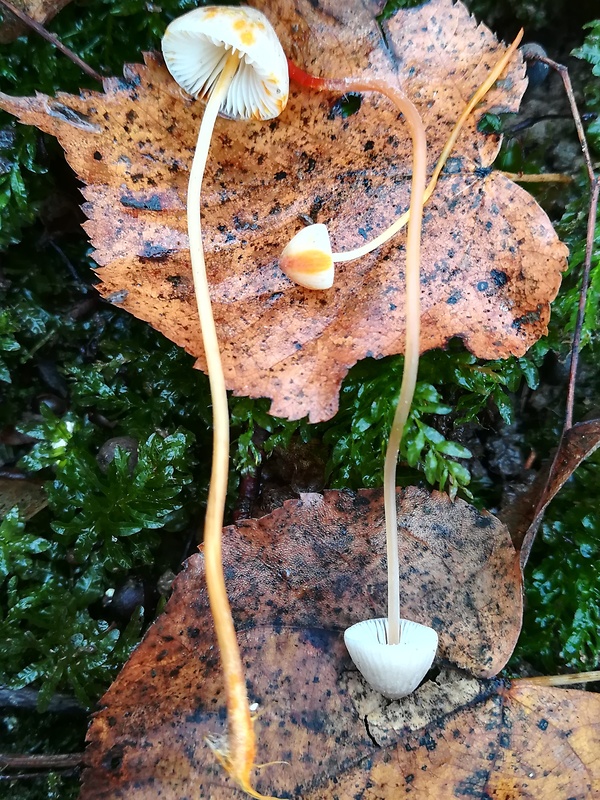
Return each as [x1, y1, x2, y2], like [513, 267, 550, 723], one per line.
[512, 309, 541, 330]
[419, 731, 437, 751]
[491, 269, 508, 287]
[102, 745, 124, 772]
[120, 193, 163, 212]
[105, 289, 129, 305]
[47, 101, 101, 133]
[140, 243, 171, 260]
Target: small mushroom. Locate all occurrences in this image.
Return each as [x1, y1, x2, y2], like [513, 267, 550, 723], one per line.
[162, 7, 288, 797]
[279, 222, 333, 290]
[344, 618, 438, 699]
[280, 64, 439, 697]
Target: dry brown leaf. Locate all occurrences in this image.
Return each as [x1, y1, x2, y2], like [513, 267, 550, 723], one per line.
[501, 418, 600, 565]
[0, 0, 567, 422]
[0, 0, 73, 44]
[0, 477, 47, 520]
[82, 487, 527, 798]
[309, 672, 600, 799]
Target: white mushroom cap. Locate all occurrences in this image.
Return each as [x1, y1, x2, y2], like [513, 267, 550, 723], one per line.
[344, 617, 438, 699]
[161, 5, 289, 120]
[280, 223, 334, 290]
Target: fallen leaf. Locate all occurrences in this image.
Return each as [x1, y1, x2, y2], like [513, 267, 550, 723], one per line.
[0, 477, 47, 520]
[309, 671, 600, 799]
[0, 0, 567, 422]
[0, 0, 73, 44]
[82, 487, 526, 798]
[501, 418, 600, 565]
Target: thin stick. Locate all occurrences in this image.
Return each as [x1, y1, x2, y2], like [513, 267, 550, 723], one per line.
[512, 59, 599, 563]
[0, 753, 82, 770]
[514, 670, 600, 687]
[0, 0, 102, 83]
[524, 57, 599, 431]
[498, 171, 573, 183]
[564, 176, 599, 430]
[187, 55, 271, 798]
[528, 55, 595, 185]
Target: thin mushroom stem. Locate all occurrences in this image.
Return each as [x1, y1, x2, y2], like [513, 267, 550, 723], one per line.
[289, 29, 523, 267]
[335, 30, 522, 262]
[187, 52, 259, 790]
[305, 75, 427, 646]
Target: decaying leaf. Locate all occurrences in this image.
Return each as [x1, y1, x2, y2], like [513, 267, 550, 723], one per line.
[0, 0, 567, 422]
[0, 0, 73, 44]
[0, 477, 47, 520]
[82, 487, 527, 798]
[501, 418, 600, 564]
[310, 671, 600, 799]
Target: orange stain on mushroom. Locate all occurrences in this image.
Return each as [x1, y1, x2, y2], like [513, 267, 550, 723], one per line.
[233, 18, 256, 46]
[282, 249, 332, 275]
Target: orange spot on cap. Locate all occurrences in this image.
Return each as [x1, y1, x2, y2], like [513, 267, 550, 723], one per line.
[283, 249, 332, 275]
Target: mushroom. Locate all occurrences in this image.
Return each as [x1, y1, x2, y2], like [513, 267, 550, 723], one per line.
[279, 67, 437, 697]
[280, 34, 523, 699]
[281, 29, 523, 288]
[161, 7, 288, 796]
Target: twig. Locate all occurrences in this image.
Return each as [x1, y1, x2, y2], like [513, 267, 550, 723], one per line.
[504, 112, 597, 136]
[0, 686, 85, 714]
[0, 753, 83, 770]
[527, 56, 598, 431]
[564, 177, 600, 430]
[498, 171, 573, 183]
[514, 670, 600, 687]
[529, 55, 595, 184]
[0, 0, 103, 83]
[516, 58, 599, 556]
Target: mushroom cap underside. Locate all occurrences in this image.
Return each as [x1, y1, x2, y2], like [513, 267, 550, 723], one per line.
[161, 4, 289, 120]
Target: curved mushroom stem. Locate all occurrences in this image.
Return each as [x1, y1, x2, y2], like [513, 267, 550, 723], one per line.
[187, 52, 265, 795]
[302, 75, 427, 646]
[287, 28, 523, 267]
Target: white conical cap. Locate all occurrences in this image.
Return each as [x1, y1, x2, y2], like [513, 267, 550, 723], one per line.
[161, 5, 289, 120]
[344, 618, 438, 699]
[280, 223, 334, 290]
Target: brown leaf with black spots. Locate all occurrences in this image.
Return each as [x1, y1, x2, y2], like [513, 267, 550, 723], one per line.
[309, 672, 600, 799]
[0, 0, 567, 422]
[82, 487, 527, 798]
